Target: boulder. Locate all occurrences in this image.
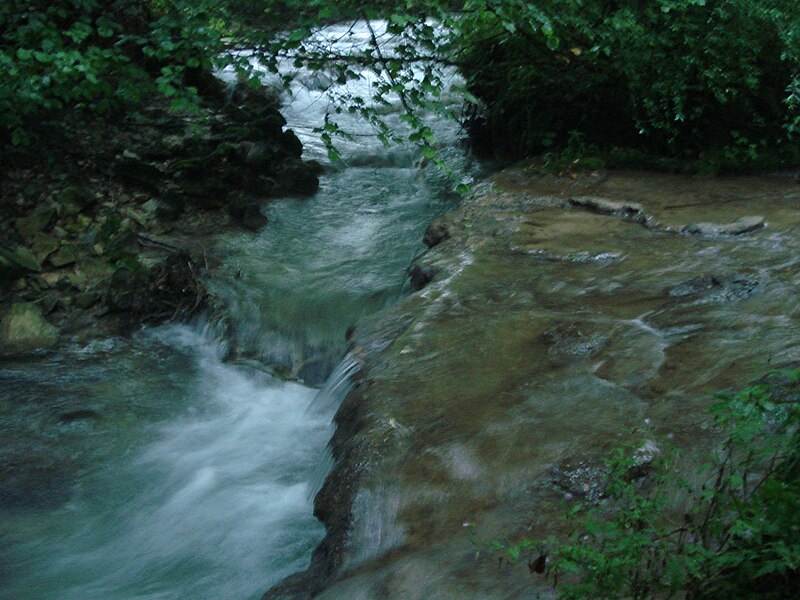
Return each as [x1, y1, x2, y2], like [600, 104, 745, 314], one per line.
[423, 220, 450, 248]
[0, 245, 41, 274]
[49, 244, 78, 268]
[275, 160, 321, 196]
[568, 196, 649, 224]
[0, 302, 59, 353]
[682, 216, 765, 236]
[57, 185, 95, 216]
[31, 234, 60, 262]
[15, 206, 56, 240]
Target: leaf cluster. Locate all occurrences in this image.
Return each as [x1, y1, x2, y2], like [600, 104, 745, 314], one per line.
[0, 0, 236, 146]
[509, 368, 800, 599]
[455, 0, 800, 167]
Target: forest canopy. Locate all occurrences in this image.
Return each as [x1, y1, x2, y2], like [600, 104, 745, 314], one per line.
[2, 0, 799, 168]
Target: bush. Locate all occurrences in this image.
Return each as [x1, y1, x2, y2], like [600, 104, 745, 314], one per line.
[455, 0, 800, 167]
[0, 0, 231, 146]
[483, 368, 800, 599]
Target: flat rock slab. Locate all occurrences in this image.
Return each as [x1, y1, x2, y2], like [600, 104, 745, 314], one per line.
[682, 215, 765, 236]
[568, 196, 649, 224]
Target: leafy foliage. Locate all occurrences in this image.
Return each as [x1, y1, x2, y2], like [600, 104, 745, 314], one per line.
[487, 368, 800, 599]
[0, 0, 249, 146]
[456, 0, 800, 166]
[3, 0, 798, 170]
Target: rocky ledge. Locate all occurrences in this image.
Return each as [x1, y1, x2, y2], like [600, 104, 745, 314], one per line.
[0, 80, 321, 354]
[266, 169, 800, 599]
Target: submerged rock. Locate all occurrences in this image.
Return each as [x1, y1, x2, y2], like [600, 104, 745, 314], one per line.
[58, 409, 102, 423]
[682, 215, 765, 236]
[0, 245, 41, 278]
[568, 196, 649, 224]
[423, 219, 450, 248]
[31, 233, 60, 262]
[665, 272, 760, 304]
[0, 302, 59, 352]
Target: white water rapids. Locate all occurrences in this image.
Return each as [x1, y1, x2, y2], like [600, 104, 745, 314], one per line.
[1, 21, 466, 600]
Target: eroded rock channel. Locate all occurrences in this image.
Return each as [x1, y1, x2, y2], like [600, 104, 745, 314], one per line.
[270, 169, 800, 599]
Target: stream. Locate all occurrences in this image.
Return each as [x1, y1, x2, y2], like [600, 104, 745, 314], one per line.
[0, 22, 467, 600]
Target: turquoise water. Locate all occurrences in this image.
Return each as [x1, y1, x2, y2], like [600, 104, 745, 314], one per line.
[1, 21, 466, 600]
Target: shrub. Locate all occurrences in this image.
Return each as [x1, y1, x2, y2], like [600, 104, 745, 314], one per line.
[485, 368, 800, 599]
[455, 0, 800, 167]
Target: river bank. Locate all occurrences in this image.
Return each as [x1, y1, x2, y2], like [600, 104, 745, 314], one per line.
[266, 167, 800, 599]
[0, 33, 466, 596]
[0, 79, 321, 354]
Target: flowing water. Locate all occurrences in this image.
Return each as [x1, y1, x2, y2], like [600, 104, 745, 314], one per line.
[1, 22, 465, 600]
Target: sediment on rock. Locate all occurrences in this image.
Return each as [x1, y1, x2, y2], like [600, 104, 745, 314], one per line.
[264, 168, 800, 599]
[0, 77, 321, 347]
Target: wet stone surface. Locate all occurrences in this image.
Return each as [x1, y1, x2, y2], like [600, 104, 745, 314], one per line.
[286, 169, 800, 600]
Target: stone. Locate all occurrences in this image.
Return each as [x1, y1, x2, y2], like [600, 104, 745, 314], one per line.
[15, 206, 56, 240]
[280, 130, 304, 159]
[568, 196, 649, 224]
[682, 215, 765, 236]
[105, 227, 139, 260]
[0, 302, 59, 352]
[409, 263, 435, 290]
[57, 185, 95, 216]
[162, 135, 185, 153]
[58, 409, 102, 423]
[39, 272, 63, 287]
[75, 292, 100, 309]
[228, 194, 269, 231]
[49, 244, 78, 268]
[40, 294, 60, 314]
[241, 204, 268, 231]
[275, 160, 320, 196]
[67, 270, 88, 292]
[31, 234, 60, 262]
[0, 245, 41, 274]
[114, 150, 161, 192]
[423, 220, 450, 248]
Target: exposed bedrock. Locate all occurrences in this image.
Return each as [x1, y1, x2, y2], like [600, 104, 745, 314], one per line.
[266, 169, 800, 599]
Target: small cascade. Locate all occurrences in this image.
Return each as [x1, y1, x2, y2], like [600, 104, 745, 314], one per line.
[1, 20, 469, 600]
[306, 353, 362, 417]
[305, 353, 364, 500]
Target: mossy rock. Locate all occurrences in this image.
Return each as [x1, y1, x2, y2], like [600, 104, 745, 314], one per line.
[0, 302, 59, 353]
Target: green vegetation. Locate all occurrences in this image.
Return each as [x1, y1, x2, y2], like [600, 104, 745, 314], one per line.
[480, 368, 800, 599]
[0, 0, 235, 146]
[455, 0, 800, 169]
[3, 1, 798, 171]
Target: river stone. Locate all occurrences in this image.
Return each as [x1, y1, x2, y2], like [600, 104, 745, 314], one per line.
[568, 196, 648, 224]
[75, 291, 100, 309]
[16, 206, 56, 240]
[0, 302, 59, 352]
[31, 233, 60, 262]
[423, 219, 450, 248]
[57, 185, 95, 216]
[0, 245, 41, 274]
[58, 409, 102, 423]
[682, 215, 765, 236]
[106, 227, 139, 260]
[49, 244, 78, 268]
[666, 274, 720, 298]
